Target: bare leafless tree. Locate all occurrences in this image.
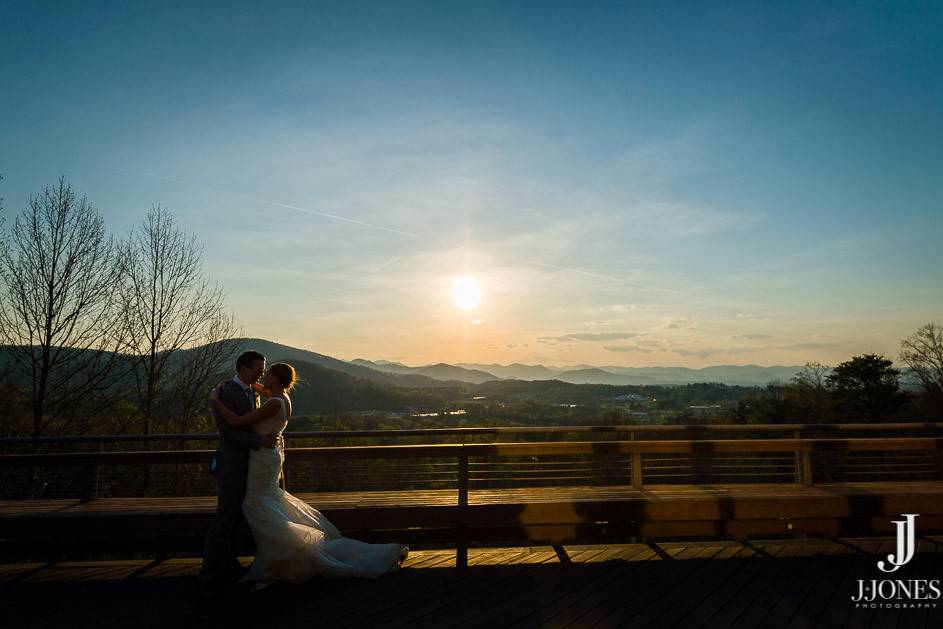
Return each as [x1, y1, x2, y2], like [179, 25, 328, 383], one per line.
[0, 178, 124, 436]
[792, 362, 831, 423]
[118, 206, 237, 434]
[900, 323, 943, 418]
[171, 314, 241, 433]
[0, 174, 13, 434]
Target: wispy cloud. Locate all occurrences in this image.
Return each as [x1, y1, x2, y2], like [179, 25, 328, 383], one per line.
[673, 346, 754, 358]
[780, 341, 844, 350]
[664, 318, 696, 330]
[537, 332, 639, 344]
[605, 346, 654, 354]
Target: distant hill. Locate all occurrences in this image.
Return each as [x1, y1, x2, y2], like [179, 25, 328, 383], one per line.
[225, 339, 466, 389]
[0, 340, 778, 416]
[0, 337, 805, 395]
[351, 358, 500, 384]
[404, 360, 803, 386]
[594, 365, 804, 386]
[283, 359, 455, 413]
[474, 378, 759, 407]
[456, 362, 562, 381]
[553, 368, 663, 386]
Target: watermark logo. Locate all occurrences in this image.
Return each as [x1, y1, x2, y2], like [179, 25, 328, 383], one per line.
[877, 513, 918, 573]
[850, 513, 940, 609]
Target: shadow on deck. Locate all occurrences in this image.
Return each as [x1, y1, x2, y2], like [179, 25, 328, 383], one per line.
[2, 537, 940, 629]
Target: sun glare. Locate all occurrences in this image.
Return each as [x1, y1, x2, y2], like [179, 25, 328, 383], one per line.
[450, 276, 483, 311]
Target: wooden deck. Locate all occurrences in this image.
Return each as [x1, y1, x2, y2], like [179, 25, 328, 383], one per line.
[5, 482, 943, 550]
[1, 537, 940, 628]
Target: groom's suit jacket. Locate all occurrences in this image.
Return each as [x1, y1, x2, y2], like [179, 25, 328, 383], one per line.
[213, 379, 261, 481]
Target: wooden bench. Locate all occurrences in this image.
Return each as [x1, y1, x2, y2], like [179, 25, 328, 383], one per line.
[2, 437, 943, 565]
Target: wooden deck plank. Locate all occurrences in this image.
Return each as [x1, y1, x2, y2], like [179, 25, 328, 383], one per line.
[606, 544, 728, 628]
[697, 542, 792, 629]
[553, 544, 693, 628]
[387, 549, 558, 627]
[444, 548, 614, 629]
[391, 549, 564, 628]
[671, 542, 772, 628]
[814, 540, 884, 628]
[758, 541, 844, 629]
[507, 545, 656, 629]
[637, 544, 754, 629]
[550, 544, 678, 628]
[782, 542, 866, 629]
[387, 549, 537, 626]
[590, 544, 730, 628]
[725, 542, 821, 629]
[841, 539, 911, 629]
[1, 539, 940, 629]
[919, 536, 942, 629]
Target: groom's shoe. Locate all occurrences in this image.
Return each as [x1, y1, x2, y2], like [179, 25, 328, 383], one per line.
[198, 577, 225, 598]
[250, 579, 275, 593]
[224, 562, 251, 582]
[232, 563, 252, 581]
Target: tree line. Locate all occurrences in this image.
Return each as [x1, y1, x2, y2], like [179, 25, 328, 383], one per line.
[728, 338, 943, 423]
[0, 176, 239, 436]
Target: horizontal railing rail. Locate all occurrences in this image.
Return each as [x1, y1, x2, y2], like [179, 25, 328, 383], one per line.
[2, 437, 942, 465]
[2, 421, 941, 446]
[2, 437, 941, 501]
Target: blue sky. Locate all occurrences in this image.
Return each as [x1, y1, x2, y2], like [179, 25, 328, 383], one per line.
[1, 1, 941, 367]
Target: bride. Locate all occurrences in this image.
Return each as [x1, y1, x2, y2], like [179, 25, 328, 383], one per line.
[208, 362, 408, 591]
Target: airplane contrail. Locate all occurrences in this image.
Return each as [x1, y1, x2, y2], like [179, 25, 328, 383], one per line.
[368, 256, 402, 273]
[260, 201, 420, 238]
[106, 166, 421, 239]
[105, 166, 672, 287]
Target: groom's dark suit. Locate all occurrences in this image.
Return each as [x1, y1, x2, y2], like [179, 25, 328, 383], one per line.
[200, 378, 261, 587]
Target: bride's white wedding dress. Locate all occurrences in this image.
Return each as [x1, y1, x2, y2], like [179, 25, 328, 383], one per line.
[242, 397, 406, 583]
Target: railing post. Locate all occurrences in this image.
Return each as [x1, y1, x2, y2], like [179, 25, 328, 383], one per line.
[793, 430, 802, 484]
[936, 441, 943, 480]
[80, 463, 100, 503]
[631, 451, 643, 490]
[457, 453, 468, 569]
[800, 447, 814, 486]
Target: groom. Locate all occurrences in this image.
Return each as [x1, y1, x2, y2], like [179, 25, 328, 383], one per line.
[199, 350, 282, 595]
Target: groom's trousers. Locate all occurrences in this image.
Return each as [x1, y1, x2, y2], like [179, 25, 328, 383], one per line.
[200, 455, 252, 582]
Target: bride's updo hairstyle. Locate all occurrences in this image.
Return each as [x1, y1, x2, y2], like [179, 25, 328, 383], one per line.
[269, 362, 297, 393]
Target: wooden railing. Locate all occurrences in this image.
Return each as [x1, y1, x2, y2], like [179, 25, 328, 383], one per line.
[2, 424, 941, 502]
[2, 421, 941, 447]
[3, 432, 943, 562]
[2, 436, 941, 502]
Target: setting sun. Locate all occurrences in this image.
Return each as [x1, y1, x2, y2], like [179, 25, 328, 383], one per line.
[450, 276, 483, 311]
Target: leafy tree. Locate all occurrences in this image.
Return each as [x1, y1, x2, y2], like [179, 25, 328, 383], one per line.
[826, 354, 907, 421]
[726, 399, 751, 423]
[748, 382, 793, 423]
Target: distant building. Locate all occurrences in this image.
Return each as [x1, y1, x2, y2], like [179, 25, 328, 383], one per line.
[612, 394, 648, 402]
